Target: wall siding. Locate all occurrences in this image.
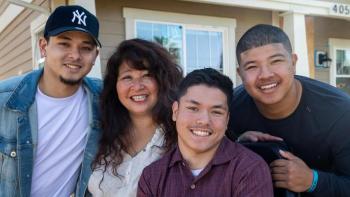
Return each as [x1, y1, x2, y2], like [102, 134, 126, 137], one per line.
[0, 0, 48, 80]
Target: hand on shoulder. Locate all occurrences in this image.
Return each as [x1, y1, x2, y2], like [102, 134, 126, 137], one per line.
[237, 131, 283, 142]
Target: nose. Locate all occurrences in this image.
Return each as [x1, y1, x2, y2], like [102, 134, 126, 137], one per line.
[68, 47, 81, 61]
[196, 110, 210, 125]
[258, 64, 274, 80]
[130, 78, 145, 90]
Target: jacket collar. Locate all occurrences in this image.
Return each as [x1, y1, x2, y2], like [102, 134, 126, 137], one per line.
[5, 69, 43, 113]
[5, 69, 101, 113]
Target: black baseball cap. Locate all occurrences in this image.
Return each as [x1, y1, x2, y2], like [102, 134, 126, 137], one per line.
[44, 5, 101, 47]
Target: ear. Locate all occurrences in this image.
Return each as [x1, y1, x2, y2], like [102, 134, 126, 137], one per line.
[39, 37, 48, 57]
[291, 53, 298, 74]
[227, 112, 230, 123]
[237, 66, 242, 78]
[172, 101, 179, 121]
[92, 49, 100, 66]
[95, 48, 100, 58]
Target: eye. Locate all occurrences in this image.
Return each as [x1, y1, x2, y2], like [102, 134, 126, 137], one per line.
[212, 110, 225, 116]
[142, 73, 153, 78]
[81, 46, 93, 52]
[58, 42, 69, 47]
[245, 65, 257, 71]
[119, 75, 132, 81]
[271, 59, 283, 64]
[186, 106, 198, 112]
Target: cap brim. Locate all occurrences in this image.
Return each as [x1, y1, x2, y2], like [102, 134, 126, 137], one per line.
[47, 27, 101, 47]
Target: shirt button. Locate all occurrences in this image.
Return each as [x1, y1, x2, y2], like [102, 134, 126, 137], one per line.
[182, 162, 185, 166]
[190, 184, 196, 189]
[10, 151, 17, 158]
[26, 140, 30, 144]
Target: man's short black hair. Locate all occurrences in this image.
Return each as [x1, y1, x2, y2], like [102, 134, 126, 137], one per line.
[176, 68, 233, 108]
[236, 24, 292, 64]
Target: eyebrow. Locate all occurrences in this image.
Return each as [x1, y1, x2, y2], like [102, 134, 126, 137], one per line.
[269, 53, 286, 59]
[56, 35, 72, 41]
[118, 69, 132, 76]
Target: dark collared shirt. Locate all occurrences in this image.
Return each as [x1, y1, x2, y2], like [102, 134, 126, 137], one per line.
[138, 137, 273, 197]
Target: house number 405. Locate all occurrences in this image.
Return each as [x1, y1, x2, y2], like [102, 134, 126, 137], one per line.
[332, 4, 350, 16]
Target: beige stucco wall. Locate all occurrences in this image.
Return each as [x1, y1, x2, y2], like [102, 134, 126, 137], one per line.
[0, 0, 49, 80]
[313, 16, 350, 83]
[95, 0, 272, 76]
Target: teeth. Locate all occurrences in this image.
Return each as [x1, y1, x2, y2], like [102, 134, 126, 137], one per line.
[131, 95, 146, 101]
[191, 130, 211, 137]
[260, 83, 277, 90]
[66, 64, 80, 69]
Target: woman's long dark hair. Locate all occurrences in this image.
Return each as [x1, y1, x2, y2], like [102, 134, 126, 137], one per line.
[93, 38, 183, 176]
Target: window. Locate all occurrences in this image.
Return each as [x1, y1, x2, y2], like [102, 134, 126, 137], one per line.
[30, 14, 47, 69]
[335, 49, 350, 93]
[124, 8, 236, 83]
[329, 39, 350, 94]
[136, 21, 184, 66]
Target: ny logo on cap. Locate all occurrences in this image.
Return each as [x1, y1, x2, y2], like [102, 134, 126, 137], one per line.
[72, 10, 87, 26]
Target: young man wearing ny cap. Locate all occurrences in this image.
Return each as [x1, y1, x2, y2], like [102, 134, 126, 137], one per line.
[0, 5, 101, 197]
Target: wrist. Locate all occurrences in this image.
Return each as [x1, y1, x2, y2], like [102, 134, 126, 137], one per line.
[307, 169, 318, 192]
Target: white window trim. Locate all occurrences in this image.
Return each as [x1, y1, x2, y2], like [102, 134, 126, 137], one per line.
[30, 14, 47, 70]
[329, 38, 350, 87]
[0, 0, 34, 33]
[123, 8, 237, 85]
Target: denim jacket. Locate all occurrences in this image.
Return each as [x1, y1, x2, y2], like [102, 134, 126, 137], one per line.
[0, 69, 101, 197]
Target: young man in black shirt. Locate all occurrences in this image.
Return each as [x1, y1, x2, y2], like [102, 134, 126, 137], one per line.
[228, 24, 350, 197]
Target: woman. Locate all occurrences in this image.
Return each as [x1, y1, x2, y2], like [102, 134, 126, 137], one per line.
[88, 39, 183, 196]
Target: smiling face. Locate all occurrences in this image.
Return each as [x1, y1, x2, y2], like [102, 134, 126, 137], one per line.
[238, 43, 297, 107]
[40, 31, 98, 86]
[116, 61, 159, 117]
[172, 85, 229, 159]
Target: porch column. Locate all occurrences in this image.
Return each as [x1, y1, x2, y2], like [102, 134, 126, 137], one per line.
[281, 12, 310, 77]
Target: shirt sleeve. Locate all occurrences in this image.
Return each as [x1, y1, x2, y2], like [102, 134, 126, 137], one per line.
[310, 111, 350, 196]
[234, 158, 274, 197]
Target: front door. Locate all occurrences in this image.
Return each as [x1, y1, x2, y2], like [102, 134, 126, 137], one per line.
[329, 38, 350, 94]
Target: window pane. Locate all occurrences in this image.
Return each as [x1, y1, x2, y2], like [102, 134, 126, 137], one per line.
[336, 77, 350, 94]
[136, 21, 183, 65]
[336, 49, 350, 75]
[186, 31, 197, 71]
[210, 32, 223, 71]
[136, 22, 153, 40]
[185, 29, 223, 74]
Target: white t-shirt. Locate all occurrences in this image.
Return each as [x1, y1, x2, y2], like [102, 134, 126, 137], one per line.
[30, 86, 88, 197]
[88, 127, 165, 197]
[191, 168, 204, 177]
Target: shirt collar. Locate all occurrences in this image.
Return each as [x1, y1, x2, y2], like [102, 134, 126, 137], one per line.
[210, 137, 237, 166]
[168, 137, 238, 168]
[148, 126, 165, 148]
[169, 145, 183, 168]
